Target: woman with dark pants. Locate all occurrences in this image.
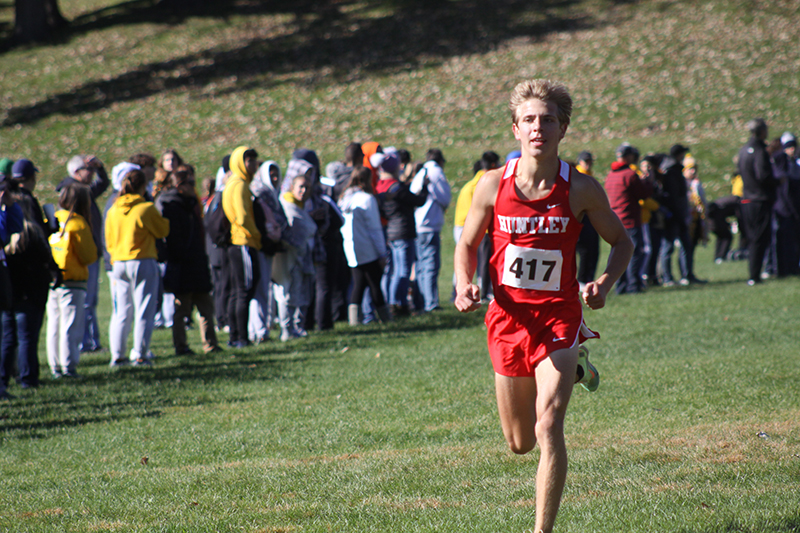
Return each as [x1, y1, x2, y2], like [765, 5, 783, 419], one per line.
[1, 159, 56, 390]
[339, 167, 390, 325]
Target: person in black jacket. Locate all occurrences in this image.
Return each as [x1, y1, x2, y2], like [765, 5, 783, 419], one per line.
[1, 159, 58, 390]
[375, 152, 428, 316]
[57, 155, 110, 353]
[738, 118, 778, 285]
[658, 144, 702, 285]
[155, 166, 221, 355]
[770, 133, 800, 277]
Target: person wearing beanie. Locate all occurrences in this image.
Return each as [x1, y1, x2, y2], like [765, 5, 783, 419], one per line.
[771, 131, 800, 276]
[738, 118, 778, 285]
[56, 155, 110, 353]
[105, 168, 169, 366]
[221, 146, 261, 348]
[0, 158, 13, 181]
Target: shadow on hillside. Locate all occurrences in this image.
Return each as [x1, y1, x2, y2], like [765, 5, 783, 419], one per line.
[1, 0, 595, 127]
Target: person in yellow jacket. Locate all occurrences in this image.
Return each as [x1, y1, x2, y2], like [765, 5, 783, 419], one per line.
[222, 146, 261, 348]
[46, 183, 98, 378]
[105, 168, 170, 366]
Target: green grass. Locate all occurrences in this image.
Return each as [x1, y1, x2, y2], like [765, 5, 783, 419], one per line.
[2, 0, 800, 531]
[2, 245, 800, 532]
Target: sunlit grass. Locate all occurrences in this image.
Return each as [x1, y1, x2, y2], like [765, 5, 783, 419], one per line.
[1, 1, 800, 531]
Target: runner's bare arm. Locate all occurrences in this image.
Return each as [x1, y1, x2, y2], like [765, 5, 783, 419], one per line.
[454, 169, 501, 312]
[571, 173, 633, 310]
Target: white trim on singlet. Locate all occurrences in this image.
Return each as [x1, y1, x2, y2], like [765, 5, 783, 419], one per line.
[560, 159, 570, 182]
[502, 158, 570, 182]
[502, 158, 518, 180]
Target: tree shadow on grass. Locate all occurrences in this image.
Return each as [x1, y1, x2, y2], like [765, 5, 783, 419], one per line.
[1, 0, 596, 126]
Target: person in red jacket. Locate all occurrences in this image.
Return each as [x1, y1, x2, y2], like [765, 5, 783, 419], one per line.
[604, 143, 653, 294]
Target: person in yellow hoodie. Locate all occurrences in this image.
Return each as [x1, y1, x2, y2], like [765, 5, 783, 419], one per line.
[222, 146, 261, 348]
[46, 183, 97, 378]
[105, 169, 170, 366]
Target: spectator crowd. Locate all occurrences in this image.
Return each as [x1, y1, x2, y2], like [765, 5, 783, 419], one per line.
[0, 117, 798, 398]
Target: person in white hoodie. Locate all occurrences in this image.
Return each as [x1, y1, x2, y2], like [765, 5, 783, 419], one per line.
[338, 167, 390, 325]
[409, 148, 451, 312]
[247, 160, 285, 343]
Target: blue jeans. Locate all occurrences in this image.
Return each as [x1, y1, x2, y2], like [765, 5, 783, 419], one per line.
[1, 301, 45, 388]
[616, 226, 645, 294]
[414, 231, 442, 312]
[389, 239, 415, 308]
[81, 260, 102, 351]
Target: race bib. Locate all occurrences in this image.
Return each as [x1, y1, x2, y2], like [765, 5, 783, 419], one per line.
[501, 244, 563, 291]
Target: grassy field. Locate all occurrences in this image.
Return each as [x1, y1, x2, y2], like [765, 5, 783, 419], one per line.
[1, 0, 800, 531]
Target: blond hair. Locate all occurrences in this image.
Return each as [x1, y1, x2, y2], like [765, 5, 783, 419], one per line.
[509, 79, 573, 126]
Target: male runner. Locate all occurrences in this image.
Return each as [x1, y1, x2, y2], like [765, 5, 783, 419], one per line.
[454, 79, 633, 533]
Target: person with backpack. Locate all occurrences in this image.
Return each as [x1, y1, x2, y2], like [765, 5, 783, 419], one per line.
[221, 146, 261, 348]
[46, 183, 97, 379]
[204, 155, 231, 332]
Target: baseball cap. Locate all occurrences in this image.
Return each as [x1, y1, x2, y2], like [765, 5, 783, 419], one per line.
[11, 159, 38, 179]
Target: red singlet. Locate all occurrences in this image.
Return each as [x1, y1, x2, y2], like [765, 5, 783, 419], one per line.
[485, 158, 597, 376]
[489, 158, 582, 307]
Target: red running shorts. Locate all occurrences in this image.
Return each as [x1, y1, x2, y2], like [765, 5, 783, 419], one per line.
[484, 298, 598, 377]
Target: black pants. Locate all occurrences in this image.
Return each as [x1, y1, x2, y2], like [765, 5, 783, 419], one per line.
[575, 219, 600, 285]
[476, 234, 494, 299]
[350, 260, 385, 308]
[741, 200, 773, 281]
[226, 245, 259, 343]
[209, 244, 230, 329]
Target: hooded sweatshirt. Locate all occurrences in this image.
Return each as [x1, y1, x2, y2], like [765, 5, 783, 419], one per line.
[105, 194, 170, 263]
[49, 211, 97, 282]
[222, 146, 262, 249]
